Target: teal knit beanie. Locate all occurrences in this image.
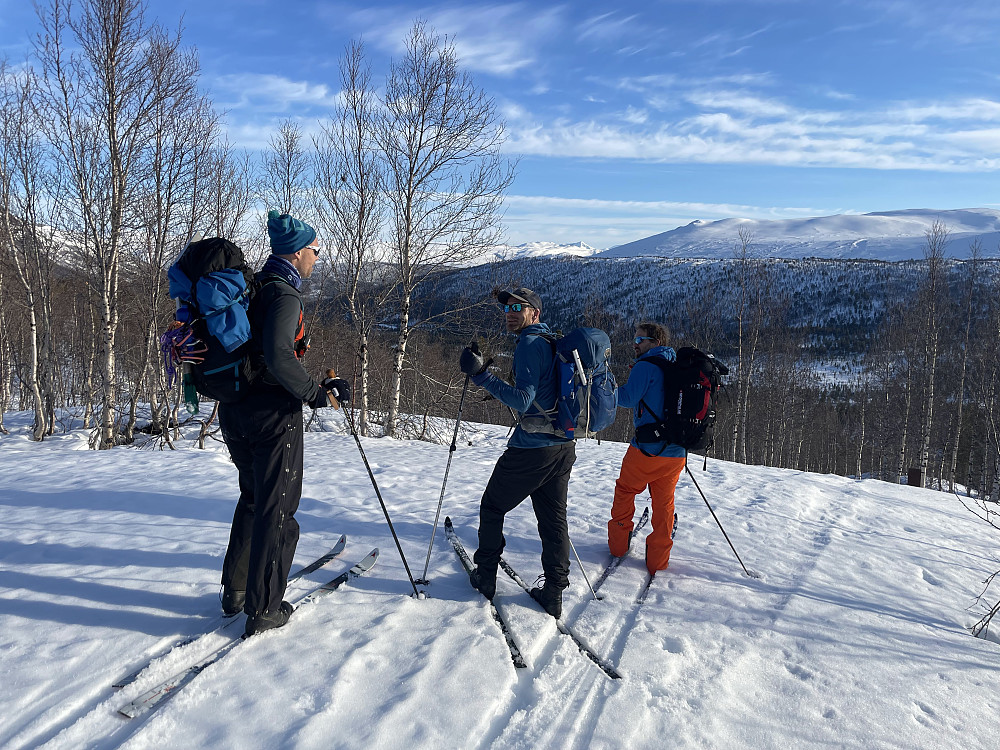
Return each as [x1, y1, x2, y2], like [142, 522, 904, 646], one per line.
[267, 209, 317, 254]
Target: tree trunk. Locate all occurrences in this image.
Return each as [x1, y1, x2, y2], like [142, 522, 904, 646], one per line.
[385, 297, 410, 437]
[359, 332, 370, 437]
[98, 286, 118, 449]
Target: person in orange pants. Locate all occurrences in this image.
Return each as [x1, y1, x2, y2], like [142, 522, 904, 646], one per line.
[608, 322, 686, 575]
[610, 447, 685, 571]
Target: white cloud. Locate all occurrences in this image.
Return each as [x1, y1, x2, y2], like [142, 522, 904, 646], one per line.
[208, 73, 342, 113]
[575, 11, 642, 45]
[865, 0, 1000, 46]
[499, 193, 830, 246]
[222, 117, 328, 151]
[503, 89, 1000, 173]
[334, 2, 565, 77]
[503, 194, 822, 219]
[684, 91, 794, 118]
[621, 106, 648, 124]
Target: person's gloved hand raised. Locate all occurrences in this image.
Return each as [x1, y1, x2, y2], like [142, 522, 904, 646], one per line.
[460, 341, 489, 377]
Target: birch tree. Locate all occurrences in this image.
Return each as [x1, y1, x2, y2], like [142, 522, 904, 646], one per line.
[378, 22, 514, 437]
[916, 221, 948, 486]
[313, 40, 392, 436]
[33, 0, 197, 448]
[0, 61, 58, 440]
[947, 244, 980, 491]
[202, 139, 256, 239]
[262, 119, 311, 218]
[731, 225, 767, 463]
[125, 40, 209, 440]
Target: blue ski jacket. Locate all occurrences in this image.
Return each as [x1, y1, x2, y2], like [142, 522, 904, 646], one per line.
[617, 346, 686, 458]
[472, 323, 573, 449]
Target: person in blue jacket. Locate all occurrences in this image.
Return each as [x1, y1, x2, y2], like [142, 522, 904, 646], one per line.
[608, 321, 685, 575]
[459, 287, 574, 618]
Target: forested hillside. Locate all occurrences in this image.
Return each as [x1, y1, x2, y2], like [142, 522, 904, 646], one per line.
[429, 251, 1000, 498]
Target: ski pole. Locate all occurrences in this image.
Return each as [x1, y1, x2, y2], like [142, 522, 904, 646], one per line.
[568, 533, 602, 601]
[685, 464, 758, 578]
[329, 369, 421, 598]
[416, 373, 472, 585]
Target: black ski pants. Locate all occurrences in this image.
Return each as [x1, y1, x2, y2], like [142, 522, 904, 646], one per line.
[218, 388, 303, 617]
[473, 442, 576, 590]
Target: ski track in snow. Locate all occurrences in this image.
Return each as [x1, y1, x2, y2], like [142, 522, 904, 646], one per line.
[1, 411, 999, 749]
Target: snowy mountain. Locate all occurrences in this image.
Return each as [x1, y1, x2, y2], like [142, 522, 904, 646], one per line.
[493, 240, 602, 261]
[597, 207, 1000, 260]
[0, 409, 996, 749]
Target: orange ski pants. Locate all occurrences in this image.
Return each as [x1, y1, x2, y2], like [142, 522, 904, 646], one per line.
[608, 446, 685, 574]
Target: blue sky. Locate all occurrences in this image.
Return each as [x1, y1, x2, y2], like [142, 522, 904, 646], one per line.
[2, 0, 998, 248]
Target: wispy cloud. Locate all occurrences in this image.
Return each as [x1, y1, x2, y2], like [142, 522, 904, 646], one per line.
[327, 2, 565, 76]
[517, 64, 1000, 172]
[500, 193, 829, 246]
[575, 11, 642, 45]
[865, 0, 1000, 46]
[503, 92, 1000, 172]
[223, 119, 328, 151]
[208, 73, 342, 113]
[621, 106, 648, 124]
[504, 194, 822, 219]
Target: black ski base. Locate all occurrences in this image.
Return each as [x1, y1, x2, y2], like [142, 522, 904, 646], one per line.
[444, 517, 527, 670]
[593, 506, 650, 594]
[498, 558, 622, 680]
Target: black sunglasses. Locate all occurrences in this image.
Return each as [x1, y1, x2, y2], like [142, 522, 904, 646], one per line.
[634, 336, 655, 344]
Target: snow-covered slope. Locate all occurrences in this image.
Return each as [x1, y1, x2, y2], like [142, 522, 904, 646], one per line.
[0, 410, 996, 749]
[493, 240, 602, 261]
[598, 208, 1000, 260]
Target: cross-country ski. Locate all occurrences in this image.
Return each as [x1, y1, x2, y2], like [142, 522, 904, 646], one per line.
[113, 534, 347, 689]
[592, 506, 650, 593]
[118, 549, 378, 719]
[444, 517, 527, 670]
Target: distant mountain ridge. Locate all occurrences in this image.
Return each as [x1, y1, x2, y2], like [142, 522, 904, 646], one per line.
[597, 207, 1000, 261]
[493, 240, 601, 260]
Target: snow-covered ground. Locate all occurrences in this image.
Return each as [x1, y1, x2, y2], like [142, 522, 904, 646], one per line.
[0, 408, 997, 750]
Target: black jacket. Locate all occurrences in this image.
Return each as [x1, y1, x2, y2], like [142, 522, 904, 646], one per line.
[251, 273, 322, 404]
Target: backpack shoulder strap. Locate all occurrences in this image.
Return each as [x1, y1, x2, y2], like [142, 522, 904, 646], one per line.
[636, 356, 673, 423]
[513, 332, 562, 432]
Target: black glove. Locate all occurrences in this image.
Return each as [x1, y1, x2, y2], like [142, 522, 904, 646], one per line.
[460, 341, 488, 377]
[322, 377, 351, 405]
[309, 388, 330, 409]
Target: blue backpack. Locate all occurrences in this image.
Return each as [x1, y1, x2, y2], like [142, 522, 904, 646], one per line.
[162, 237, 265, 406]
[531, 327, 618, 439]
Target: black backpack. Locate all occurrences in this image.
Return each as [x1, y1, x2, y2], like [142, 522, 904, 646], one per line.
[634, 346, 729, 451]
[163, 238, 266, 404]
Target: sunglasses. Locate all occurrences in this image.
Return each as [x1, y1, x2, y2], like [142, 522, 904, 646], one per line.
[634, 336, 655, 344]
[503, 303, 532, 313]
[308, 245, 321, 257]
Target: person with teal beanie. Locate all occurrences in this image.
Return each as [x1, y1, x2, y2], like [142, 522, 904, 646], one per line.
[218, 210, 351, 637]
